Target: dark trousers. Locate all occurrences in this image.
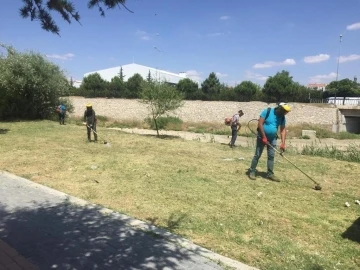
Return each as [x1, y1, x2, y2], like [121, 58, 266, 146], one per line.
[58, 113, 65, 124]
[86, 123, 98, 141]
[230, 125, 237, 146]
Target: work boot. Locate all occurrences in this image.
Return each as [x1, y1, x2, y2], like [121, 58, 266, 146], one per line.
[249, 172, 256, 180]
[267, 174, 280, 182]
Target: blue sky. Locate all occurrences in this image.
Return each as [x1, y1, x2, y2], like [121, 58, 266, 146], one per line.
[1, 0, 359, 86]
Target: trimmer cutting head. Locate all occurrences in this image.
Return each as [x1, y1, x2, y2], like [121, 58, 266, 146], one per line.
[314, 184, 322, 191]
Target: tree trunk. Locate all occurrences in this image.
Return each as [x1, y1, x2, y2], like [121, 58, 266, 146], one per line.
[153, 116, 160, 137]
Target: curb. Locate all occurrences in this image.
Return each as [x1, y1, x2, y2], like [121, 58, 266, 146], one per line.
[1, 171, 259, 270]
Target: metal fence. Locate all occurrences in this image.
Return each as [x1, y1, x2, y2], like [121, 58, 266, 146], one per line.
[310, 97, 360, 106]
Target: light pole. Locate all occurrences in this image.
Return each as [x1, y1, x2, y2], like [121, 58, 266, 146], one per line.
[335, 34, 342, 104]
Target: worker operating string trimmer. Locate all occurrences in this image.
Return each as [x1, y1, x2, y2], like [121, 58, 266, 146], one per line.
[247, 102, 322, 191]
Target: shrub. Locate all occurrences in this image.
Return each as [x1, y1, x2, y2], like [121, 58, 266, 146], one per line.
[0, 43, 71, 120]
[145, 116, 183, 130]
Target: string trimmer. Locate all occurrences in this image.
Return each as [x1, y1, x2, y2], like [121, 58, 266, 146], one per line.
[85, 124, 109, 145]
[247, 119, 322, 191]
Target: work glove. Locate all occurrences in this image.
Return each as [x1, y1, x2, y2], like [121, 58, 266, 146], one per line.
[280, 143, 286, 152]
[261, 137, 268, 145]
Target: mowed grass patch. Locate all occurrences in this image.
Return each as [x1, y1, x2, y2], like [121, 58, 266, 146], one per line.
[0, 120, 359, 269]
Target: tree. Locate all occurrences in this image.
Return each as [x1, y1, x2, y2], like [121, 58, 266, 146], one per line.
[146, 70, 153, 83]
[81, 73, 106, 97]
[118, 66, 126, 82]
[234, 81, 261, 101]
[326, 79, 359, 98]
[201, 72, 221, 100]
[109, 76, 126, 98]
[125, 73, 144, 98]
[19, 0, 133, 36]
[176, 78, 200, 100]
[262, 70, 294, 102]
[140, 81, 184, 137]
[0, 43, 71, 119]
[287, 83, 313, 103]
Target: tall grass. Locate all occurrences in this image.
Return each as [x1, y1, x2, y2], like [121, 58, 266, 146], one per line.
[300, 143, 360, 163]
[66, 115, 360, 140]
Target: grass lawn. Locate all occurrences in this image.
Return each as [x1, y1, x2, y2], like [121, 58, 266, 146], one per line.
[0, 120, 359, 270]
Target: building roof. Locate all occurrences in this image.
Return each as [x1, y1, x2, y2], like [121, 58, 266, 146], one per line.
[84, 63, 188, 84]
[307, 83, 327, 87]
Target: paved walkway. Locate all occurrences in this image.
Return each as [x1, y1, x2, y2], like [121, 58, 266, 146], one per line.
[0, 239, 39, 270]
[0, 171, 258, 270]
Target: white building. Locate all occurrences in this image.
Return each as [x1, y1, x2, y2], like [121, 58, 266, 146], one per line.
[307, 83, 328, 91]
[83, 63, 187, 85]
[68, 78, 82, 88]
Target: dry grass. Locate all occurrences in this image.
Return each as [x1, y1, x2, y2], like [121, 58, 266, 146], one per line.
[0, 120, 359, 269]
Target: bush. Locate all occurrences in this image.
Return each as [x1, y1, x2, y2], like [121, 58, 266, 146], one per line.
[145, 116, 183, 130]
[0, 43, 71, 120]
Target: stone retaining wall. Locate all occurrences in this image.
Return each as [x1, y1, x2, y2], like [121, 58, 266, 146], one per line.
[69, 97, 337, 125]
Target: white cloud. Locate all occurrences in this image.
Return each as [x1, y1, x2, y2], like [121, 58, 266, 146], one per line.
[245, 71, 269, 81]
[135, 30, 150, 40]
[215, 72, 228, 78]
[339, 54, 360, 63]
[186, 70, 202, 82]
[346, 22, 360, 30]
[220, 15, 230, 20]
[46, 53, 75, 60]
[309, 72, 337, 83]
[253, 58, 296, 69]
[303, 54, 330, 63]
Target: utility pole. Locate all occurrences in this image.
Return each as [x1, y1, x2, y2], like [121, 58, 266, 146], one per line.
[335, 34, 342, 104]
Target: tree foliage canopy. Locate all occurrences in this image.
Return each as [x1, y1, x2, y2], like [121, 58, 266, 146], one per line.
[0, 43, 71, 119]
[326, 79, 360, 97]
[234, 81, 261, 102]
[140, 81, 184, 136]
[19, 0, 132, 35]
[176, 78, 200, 100]
[201, 72, 221, 100]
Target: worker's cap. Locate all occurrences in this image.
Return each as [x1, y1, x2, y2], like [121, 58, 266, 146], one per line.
[86, 104, 92, 107]
[278, 102, 291, 112]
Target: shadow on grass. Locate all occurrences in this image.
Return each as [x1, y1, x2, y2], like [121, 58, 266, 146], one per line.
[0, 200, 203, 270]
[341, 217, 360, 244]
[0, 129, 9, 134]
[146, 212, 188, 233]
[141, 134, 182, 140]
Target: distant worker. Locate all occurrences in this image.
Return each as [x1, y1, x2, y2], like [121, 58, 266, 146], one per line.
[83, 104, 97, 142]
[248, 103, 291, 182]
[229, 110, 244, 148]
[57, 104, 66, 125]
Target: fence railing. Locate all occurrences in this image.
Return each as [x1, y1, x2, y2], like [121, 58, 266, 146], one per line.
[310, 98, 360, 106]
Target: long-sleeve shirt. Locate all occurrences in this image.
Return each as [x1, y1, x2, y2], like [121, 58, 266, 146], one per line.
[84, 109, 96, 125]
